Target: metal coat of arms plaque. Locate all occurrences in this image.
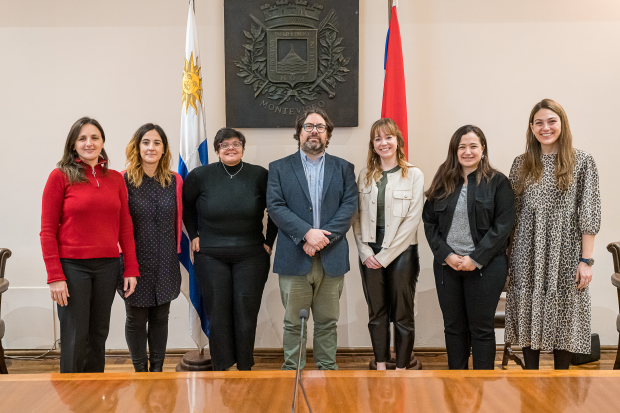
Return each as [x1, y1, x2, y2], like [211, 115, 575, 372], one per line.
[224, 0, 359, 128]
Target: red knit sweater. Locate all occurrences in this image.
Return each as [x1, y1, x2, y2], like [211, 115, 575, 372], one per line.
[40, 160, 140, 284]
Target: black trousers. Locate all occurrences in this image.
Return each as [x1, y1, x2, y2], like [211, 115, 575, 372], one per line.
[57, 258, 119, 373]
[193, 247, 270, 371]
[433, 254, 507, 370]
[125, 302, 171, 367]
[359, 232, 420, 369]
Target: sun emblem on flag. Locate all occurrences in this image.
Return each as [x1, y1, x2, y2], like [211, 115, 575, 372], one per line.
[182, 52, 203, 114]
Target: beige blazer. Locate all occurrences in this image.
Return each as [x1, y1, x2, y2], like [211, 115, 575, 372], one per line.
[352, 163, 425, 267]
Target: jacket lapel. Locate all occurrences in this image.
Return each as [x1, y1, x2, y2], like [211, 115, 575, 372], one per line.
[321, 153, 335, 201]
[442, 181, 462, 234]
[466, 175, 478, 243]
[290, 152, 312, 204]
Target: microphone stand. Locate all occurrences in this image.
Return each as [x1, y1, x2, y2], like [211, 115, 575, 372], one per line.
[299, 378, 312, 413]
[292, 310, 313, 413]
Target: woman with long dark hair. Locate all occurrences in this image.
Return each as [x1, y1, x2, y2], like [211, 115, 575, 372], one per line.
[352, 118, 424, 370]
[183, 127, 277, 371]
[40, 117, 139, 373]
[422, 125, 515, 369]
[118, 124, 183, 372]
[505, 99, 601, 369]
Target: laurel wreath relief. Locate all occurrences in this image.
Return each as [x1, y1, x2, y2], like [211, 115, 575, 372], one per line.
[234, 10, 350, 106]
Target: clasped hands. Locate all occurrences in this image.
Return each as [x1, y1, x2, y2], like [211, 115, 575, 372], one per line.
[445, 254, 477, 272]
[303, 228, 331, 257]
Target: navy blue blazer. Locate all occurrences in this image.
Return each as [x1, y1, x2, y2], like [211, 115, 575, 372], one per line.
[267, 151, 358, 277]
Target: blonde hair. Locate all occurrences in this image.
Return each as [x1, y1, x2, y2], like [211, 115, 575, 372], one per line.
[515, 99, 576, 194]
[125, 124, 173, 187]
[364, 118, 409, 186]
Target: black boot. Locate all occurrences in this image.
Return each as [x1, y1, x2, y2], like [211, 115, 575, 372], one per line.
[149, 354, 165, 372]
[133, 361, 148, 372]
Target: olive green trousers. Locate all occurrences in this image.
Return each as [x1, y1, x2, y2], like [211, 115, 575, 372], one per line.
[279, 257, 344, 370]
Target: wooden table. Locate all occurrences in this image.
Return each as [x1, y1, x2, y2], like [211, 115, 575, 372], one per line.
[1, 370, 619, 412]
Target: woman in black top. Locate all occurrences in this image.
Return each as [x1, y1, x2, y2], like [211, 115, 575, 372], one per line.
[183, 128, 277, 371]
[118, 124, 183, 372]
[422, 125, 515, 369]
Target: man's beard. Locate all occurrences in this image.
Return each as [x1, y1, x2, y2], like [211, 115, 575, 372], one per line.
[301, 138, 326, 155]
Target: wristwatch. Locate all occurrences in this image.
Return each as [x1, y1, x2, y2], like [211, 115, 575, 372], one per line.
[579, 257, 595, 266]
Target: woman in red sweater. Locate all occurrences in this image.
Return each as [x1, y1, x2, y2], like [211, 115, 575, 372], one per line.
[40, 117, 140, 373]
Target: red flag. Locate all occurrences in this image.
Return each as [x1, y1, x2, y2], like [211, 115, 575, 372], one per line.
[381, 6, 408, 159]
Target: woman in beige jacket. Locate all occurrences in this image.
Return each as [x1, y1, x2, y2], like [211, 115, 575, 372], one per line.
[353, 118, 424, 370]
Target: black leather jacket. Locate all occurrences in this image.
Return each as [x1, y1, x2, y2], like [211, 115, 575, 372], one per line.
[422, 171, 515, 267]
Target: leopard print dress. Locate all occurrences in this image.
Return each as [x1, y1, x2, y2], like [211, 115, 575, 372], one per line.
[504, 149, 601, 354]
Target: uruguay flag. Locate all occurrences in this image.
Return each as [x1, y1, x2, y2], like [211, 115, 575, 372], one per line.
[382, 0, 409, 159]
[179, 0, 210, 349]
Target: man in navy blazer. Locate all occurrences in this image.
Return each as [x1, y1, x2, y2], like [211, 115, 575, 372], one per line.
[267, 109, 358, 370]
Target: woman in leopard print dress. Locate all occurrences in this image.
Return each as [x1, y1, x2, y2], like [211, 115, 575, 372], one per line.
[504, 99, 601, 369]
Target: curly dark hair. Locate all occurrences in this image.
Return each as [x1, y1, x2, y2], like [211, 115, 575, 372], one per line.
[213, 127, 247, 153]
[293, 108, 334, 148]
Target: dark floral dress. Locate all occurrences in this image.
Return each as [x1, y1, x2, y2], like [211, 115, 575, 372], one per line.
[118, 174, 181, 307]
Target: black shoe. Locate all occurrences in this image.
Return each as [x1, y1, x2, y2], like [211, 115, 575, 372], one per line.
[133, 362, 148, 372]
[149, 356, 165, 372]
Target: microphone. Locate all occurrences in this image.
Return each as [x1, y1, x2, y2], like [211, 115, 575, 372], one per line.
[291, 309, 313, 413]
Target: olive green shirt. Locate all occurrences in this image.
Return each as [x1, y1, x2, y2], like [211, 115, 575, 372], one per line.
[376, 165, 401, 227]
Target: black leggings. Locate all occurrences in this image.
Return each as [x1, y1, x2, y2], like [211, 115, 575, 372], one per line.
[125, 302, 171, 367]
[433, 254, 507, 370]
[359, 228, 420, 369]
[58, 258, 119, 373]
[522, 347, 572, 370]
[193, 247, 270, 371]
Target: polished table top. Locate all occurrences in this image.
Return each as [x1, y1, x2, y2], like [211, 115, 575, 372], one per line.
[1, 370, 619, 412]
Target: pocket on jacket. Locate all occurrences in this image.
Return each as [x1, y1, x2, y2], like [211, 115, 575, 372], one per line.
[359, 186, 371, 211]
[434, 201, 448, 212]
[475, 197, 494, 230]
[392, 190, 412, 217]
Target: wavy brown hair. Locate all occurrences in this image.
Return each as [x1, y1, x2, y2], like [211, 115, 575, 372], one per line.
[514, 99, 576, 195]
[57, 117, 109, 185]
[425, 125, 496, 201]
[293, 108, 334, 148]
[125, 123, 173, 187]
[364, 118, 409, 186]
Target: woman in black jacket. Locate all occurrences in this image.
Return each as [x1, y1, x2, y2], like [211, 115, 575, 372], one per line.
[422, 125, 515, 369]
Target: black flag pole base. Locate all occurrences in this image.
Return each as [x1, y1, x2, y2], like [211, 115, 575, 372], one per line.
[369, 353, 422, 370]
[175, 349, 214, 371]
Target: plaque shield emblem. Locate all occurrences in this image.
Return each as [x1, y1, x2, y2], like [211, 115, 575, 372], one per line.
[267, 28, 317, 87]
[228, 0, 358, 127]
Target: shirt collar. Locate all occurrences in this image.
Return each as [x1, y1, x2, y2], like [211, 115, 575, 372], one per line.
[384, 165, 401, 174]
[76, 156, 107, 168]
[300, 149, 325, 165]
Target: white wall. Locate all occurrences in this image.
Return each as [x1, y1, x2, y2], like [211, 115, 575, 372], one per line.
[1, 0, 619, 350]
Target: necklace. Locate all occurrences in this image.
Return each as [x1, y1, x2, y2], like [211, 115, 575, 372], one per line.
[222, 161, 243, 179]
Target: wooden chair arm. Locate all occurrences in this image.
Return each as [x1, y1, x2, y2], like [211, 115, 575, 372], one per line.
[0, 248, 11, 279]
[607, 242, 620, 274]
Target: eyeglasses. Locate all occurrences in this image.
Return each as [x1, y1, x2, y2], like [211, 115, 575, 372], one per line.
[303, 123, 327, 133]
[219, 141, 242, 149]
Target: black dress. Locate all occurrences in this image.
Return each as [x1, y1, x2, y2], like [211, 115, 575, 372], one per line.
[118, 174, 181, 306]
